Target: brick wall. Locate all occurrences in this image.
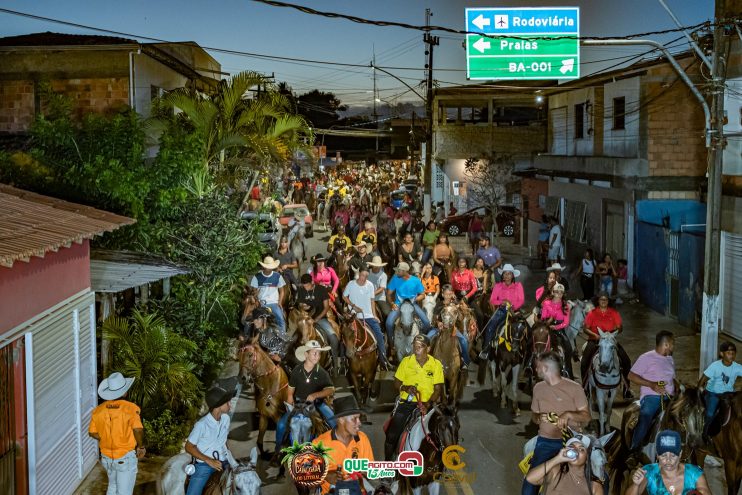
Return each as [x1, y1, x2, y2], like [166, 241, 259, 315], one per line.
[0, 80, 34, 133]
[434, 124, 546, 160]
[0, 77, 130, 133]
[520, 177, 548, 222]
[645, 64, 706, 177]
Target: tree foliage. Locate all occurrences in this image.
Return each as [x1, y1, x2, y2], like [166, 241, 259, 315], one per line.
[464, 153, 515, 230]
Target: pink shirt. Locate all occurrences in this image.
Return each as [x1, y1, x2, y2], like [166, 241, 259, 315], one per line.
[540, 299, 570, 330]
[489, 282, 524, 310]
[311, 267, 339, 293]
[630, 350, 676, 399]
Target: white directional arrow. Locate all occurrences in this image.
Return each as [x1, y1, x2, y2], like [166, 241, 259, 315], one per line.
[472, 14, 490, 30]
[559, 59, 575, 74]
[473, 37, 491, 54]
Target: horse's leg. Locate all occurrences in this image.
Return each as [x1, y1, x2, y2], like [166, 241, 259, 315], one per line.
[597, 389, 606, 436]
[349, 368, 363, 405]
[427, 481, 441, 495]
[258, 415, 268, 454]
[490, 360, 500, 399]
[511, 364, 521, 416]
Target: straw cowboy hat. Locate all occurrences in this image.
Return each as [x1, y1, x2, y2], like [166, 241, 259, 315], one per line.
[98, 372, 135, 401]
[295, 340, 331, 362]
[498, 263, 521, 278]
[367, 256, 387, 267]
[546, 262, 567, 272]
[259, 256, 280, 270]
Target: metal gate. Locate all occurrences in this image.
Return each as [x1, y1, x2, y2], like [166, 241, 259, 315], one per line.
[0, 344, 16, 495]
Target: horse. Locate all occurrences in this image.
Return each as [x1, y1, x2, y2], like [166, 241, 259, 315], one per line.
[158, 447, 261, 495]
[330, 249, 351, 294]
[393, 299, 421, 363]
[287, 306, 332, 371]
[237, 343, 289, 455]
[289, 222, 307, 265]
[567, 299, 594, 360]
[529, 320, 572, 379]
[240, 286, 260, 335]
[489, 311, 529, 416]
[430, 305, 466, 406]
[339, 311, 379, 407]
[399, 404, 460, 495]
[280, 400, 328, 450]
[706, 392, 742, 495]
[587, 330, 621, 436]
[422, 293, 437, 324]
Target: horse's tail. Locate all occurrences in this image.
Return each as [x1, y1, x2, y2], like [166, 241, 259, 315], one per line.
[477, 361, 487, 386]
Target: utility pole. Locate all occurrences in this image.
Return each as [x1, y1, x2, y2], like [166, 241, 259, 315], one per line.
[700, 0, 729, 370]
[423, 8, 439, 221]
[373, 49, 379, 154]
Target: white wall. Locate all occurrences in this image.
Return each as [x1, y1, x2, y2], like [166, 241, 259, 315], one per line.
[547, 87, 596, 156]
[603, 76, 641, 158]
[132, 52, 189, 119]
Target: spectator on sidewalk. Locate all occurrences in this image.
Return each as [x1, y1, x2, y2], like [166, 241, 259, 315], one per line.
[573, 248, 597, 300]
[698, 341, 742, 441]
[88, 372, 145, 495]
[525, 352, 591, 495]
[547, 217, 563, 265]
[597, 253, 617, 297]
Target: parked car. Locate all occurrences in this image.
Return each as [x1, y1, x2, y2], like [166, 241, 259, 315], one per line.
[241, 211, 281, 251]
[390, 189, 407, 210]
[437, 205, 520, 237]
[280, 203, 314, 237]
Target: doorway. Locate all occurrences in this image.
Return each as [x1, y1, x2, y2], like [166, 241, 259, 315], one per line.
[604, 200, 625, 259]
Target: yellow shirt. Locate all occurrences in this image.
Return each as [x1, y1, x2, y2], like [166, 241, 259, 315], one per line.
[88, 400, 143, 459]
[313, 430, 375, 495]
[328, 235, 352, 251]
[356, 231, 377, 246]
[395, 355, 445, 402]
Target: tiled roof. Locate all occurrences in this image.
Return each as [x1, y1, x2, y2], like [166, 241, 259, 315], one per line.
[0, 32, 137, 47]
[0, 184, 135, 268]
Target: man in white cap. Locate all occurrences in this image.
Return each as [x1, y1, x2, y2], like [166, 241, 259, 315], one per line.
[250, 255, 287, 332]
[88, 372, 145, 495]
[344, 264, 392, 369]
[385, 262, 430, 346]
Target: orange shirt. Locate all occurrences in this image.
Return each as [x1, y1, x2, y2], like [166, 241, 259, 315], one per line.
[422, 275, 440, 295]
[88, 400, 143, 459]
[313, 429, 375, 494]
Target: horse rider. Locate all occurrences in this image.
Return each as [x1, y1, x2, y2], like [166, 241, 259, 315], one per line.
[343, 264, 393, 369]
[480, 263, 525, 359]
[296, 273, 341, 372]
[450, 257, 478, 302]
[348, 242, 374, 277]
[313, 396, 376, 495]
[698, 341, 742, 441]
[385, 262, 431, 347]
[184, 386, 237, 495]
[250, 307, 289, 362]
[580, 292, 633, 398]
[88, 372, 145, 495]
[287, 210, 306, 249]
[431, 233, 454, 284]
[250, 255, 287, 333]
[274, 236, 299, 291]
[525, 351, 591, 495]
[539, 283, 574, 378]
[426, 284, 471, 370]
[628, 330, 676, 454]
[546, 262, 570, 292]
[356, 220, 378, 248]
[367, 256, 391, 323]
[384, 334, 444, 461]
[327, 224, 353, 255]
[309, 254, 340, 297]
[275, 340, 337, 452]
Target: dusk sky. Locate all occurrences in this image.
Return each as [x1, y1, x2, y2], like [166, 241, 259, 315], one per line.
[0, 0, 713, 107]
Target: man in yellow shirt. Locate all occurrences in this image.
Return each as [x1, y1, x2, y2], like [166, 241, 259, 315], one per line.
[384, 334, 444, 460]
[313, 396, 375, 495]
[88, 372, 145, 495]
[327, 224, 353, 254]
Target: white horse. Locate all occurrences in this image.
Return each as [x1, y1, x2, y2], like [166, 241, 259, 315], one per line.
[422, 294, 437, 324]
[393, 299, 420, 363]
[587, 330, 621, 436]
[158, 447, 260, 495]
[566, 299, 594, 359]
[288, 221, 306, 265]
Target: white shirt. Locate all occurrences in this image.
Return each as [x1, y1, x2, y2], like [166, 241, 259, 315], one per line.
[367, 270, 388, 301]
[549, 224, 562, 247]
[582, 258, 596, 275]
[187, 413, 230, 462]
[704, 360, 742, 394]
[343, 280, 376, 320]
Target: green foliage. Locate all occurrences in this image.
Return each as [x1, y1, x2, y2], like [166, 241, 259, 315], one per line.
[142, 409, 192, 456]
[103, 309, 201, 419]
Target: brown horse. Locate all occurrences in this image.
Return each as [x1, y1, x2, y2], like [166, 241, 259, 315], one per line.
[287, 306, 332, 371]
[238, 343, 289, 454]
[331, 249, 351, 295]
[339, 311, 378, 407]
[431, 304, 466, 406]
[706, 392, 742, 495]
[240, 286, 260, 328]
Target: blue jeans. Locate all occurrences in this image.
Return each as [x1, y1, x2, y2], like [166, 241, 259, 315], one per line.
[427, 329, 470, 365]
[316, 318, 339, 358]
[422, 248, 433, 264]
[362, 318, 389, 363]
[704, 391, 722, 436]
[385, 303, 431, 342]
[100, 450, 138, 495]
[266, 303, 286, 332]
[186, 460, 230, 495]
[482, 307, 508, 349]
[600, 276, 613, 296]
[275, 401, 336, 449]
[631, 395, 668, 450]
[521, 436, 563, 495]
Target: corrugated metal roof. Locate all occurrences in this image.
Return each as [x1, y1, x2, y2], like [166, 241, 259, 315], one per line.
[90, 250, 190, 293]
[0, 184, 135, 268]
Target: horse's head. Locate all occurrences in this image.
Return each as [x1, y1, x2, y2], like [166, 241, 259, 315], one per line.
[231, 448, 261, 495]
[431, 404, 460, 451]
[530, 321, 551, 355]
[586, 430, 616, 483]
[597, 330, 617, 373]
[440, 304, 459, 331]
[509, 316, 530, 353]
[399, 300, 416, 334]
[668, 385, 706, 451]
[340, 318, 361, 357]
[293, 306, 316, 343]
[238, 344, 259, 383]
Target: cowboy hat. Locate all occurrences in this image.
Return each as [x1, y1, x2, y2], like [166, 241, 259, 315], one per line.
[355, 240, 369, 248]
[311, 254, 327, 263]
[497, 263, 521, 278]
[546, 263, 567, 272]
[295, 339, 331, 362]
[206, 386, 236, 410]
[413, 334, 431, 347]
[98, 372, 135, 401]
[259, 256, 280, 270]
[331, 395, 364, 420]
[395, 262, 411, 272]
[367, 256, 387, 267]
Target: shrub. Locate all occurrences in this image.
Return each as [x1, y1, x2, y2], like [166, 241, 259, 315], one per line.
[143, 410, 192, 456]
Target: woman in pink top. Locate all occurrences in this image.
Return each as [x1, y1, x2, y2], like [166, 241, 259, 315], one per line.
[481, 264, 524, 358]
[535, 271, 558, 309]
[539, 283, 574, 378]
[309, 254, 339, 295]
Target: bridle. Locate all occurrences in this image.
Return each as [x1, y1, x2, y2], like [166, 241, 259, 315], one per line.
[239, 345, 287, 404]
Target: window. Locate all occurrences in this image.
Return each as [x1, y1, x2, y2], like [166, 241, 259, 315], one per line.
[613, 96, 626, 130]
[574, 103, 585, 139]
[150, 85, 164, 101]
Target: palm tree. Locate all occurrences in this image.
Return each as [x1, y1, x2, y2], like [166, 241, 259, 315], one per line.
[102, 309, 201, 417]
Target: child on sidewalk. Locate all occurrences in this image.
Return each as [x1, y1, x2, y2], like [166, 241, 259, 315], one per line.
[698, 341, 742, 440]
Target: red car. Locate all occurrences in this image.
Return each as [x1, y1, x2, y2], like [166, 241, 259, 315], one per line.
[438, 206, 520, 237]
[279, 203, 314, 237]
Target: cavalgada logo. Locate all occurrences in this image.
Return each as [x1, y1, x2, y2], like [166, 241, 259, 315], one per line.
[281, 441, 332, 488]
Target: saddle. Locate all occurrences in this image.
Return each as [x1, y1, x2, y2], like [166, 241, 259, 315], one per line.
[184, 462, 231, 494]
[397, 407, 433, 456]
[707, 392, 736, 437]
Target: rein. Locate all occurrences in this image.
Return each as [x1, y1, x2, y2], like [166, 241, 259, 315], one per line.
[240, 345, 288, 403]
[349, 317, 375, 356]
[413, 392, 440, 453]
